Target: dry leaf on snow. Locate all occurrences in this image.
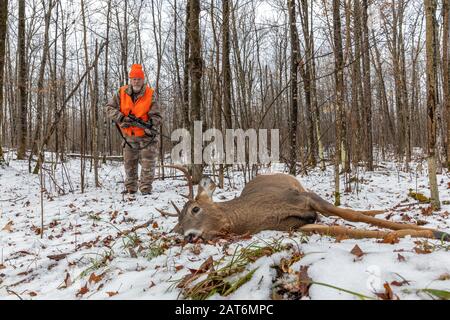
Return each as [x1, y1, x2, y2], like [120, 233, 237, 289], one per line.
[47, 253, 69, 261]
[2, 221, 13, 232]
[76, 283, 89, 297]
[106, 291, 118, 297]
[350, 244, 364, 258]
[88, 272, 103, 284]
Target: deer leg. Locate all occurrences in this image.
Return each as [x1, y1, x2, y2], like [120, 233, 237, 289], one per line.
[358, 210, 385, 217]
[299, 224, 449, 241]
[305, 192, 450, 241]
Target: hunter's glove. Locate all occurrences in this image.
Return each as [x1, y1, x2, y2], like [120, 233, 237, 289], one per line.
[119, 116, 133, 128]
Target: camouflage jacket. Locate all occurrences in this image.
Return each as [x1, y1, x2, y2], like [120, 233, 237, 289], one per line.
[105, 84, 163, 142]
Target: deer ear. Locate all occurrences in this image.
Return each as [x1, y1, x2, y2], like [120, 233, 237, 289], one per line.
[195, 177, 216, 201]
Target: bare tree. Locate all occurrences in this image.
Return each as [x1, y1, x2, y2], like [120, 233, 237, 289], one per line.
[17, 0, 28, 159]
[333, 0, 344, 206]
[0, 0, 7, 164]
[287, 0, 299, 175]
[444, 0, 450, 168]
[188, 0, 203, 183]
[425, 0, 441, 209]
[362, 0, 373, 170]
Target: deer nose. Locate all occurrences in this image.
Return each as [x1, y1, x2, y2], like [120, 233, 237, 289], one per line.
[185, 233, 197, 242]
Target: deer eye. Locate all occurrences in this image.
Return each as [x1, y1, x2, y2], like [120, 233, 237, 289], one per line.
[191, 206, 201, 214]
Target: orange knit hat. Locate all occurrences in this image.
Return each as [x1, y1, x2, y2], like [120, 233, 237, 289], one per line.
[129, 64, 145, 79]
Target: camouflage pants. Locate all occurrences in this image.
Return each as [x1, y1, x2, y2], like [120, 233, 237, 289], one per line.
[123, 137, 159, 193]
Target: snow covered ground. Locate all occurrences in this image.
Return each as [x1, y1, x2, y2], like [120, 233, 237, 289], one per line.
[0, 152, 449, 300]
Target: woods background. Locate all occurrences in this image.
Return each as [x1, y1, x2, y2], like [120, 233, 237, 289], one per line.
[0, 0, 448, 208]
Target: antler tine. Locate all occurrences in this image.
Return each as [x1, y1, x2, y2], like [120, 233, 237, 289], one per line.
[163, 164, 194, 200]
[170, 200, 182, 216]
[156, 208, 179, 217]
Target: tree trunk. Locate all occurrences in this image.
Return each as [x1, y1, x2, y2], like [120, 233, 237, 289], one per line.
[0, 0, 7, 164]
[443, 0, 450, 169]
[17, 0, 28, 159]
[222, 0, 232, 130]
[362, 0, 373, 170]
[288, 0, 300, 175]
[30, 0, 55, 173]
[189, 0, 203, 183]
[333, 0, 344, 206]
[183, 0, 191, 128]
[425, 0, 441, 209]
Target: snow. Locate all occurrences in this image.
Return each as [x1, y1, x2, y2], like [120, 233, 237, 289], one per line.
[0, 153, 449, 300]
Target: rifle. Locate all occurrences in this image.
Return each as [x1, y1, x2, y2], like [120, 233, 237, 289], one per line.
[126, 114, 171, 140]
[127, 114, 159, 138]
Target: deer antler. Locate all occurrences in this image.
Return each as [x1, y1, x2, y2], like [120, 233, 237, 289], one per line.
[156, 208, 179, 217]
[163, 164, 194, 200]
[170, 200, 182, 216]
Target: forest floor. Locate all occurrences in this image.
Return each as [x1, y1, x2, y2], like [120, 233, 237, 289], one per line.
[0, 153, 449, 300]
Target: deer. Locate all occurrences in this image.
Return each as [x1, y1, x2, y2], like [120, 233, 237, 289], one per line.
[157, 165, 450, 243]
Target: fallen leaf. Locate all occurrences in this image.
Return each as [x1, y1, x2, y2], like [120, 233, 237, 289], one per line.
[421, 206, 433, 216]
[297, 266, 312, 297]
[390, 280, 410, 287]
[2, 221, 13, 232]
[397, 254, 406, 262]
[0, 264, 5, 270]
[152, 221, 159, 229]
[106, 291, 118, 297]
[128, 247, 137, 258]
[175, 265, 184, 271]
[76, 283, 89, 297]
[350, 244, 364, 258]
[178, 256, 214, 288]
[57, 273, 72, 289]
[414, 247, 432, 254]
[47, 253, 68, 261]
[416, 220, 428, 226]
[29, 292, 37, 297]
[280, 251, 303, 273]
[375, 282, 398, 300]
[88, 272, 103, 284]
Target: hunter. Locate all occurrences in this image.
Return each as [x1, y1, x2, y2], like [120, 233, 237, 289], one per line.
[105, 64, 162, 195]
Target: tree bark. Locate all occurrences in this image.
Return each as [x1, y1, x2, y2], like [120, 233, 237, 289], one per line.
[287, 0, 299, 175]
[443, 0, 450, 169]
[362, 0, 373, 170]
[0, 0, 7, 163]
[425, 0, 441, 209]
[17, 0, 28, 159]
[189, 0, 203, 183]
[333, 0, 344, 206]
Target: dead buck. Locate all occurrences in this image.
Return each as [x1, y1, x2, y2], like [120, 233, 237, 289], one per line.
[158, 165, 450, 242]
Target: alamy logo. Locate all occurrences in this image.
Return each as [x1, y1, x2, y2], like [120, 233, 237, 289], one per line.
[171, 121, 280, 165]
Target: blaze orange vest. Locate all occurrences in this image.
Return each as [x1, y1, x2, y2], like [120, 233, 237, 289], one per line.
[120, 85, 154, 137]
